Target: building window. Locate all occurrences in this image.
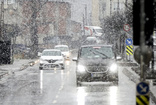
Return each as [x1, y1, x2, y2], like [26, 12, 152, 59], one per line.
[113, 2, 124, 11]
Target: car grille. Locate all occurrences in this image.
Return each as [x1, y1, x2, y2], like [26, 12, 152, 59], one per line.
[86, 66, 108, 73]
[46, 59, 58, 63]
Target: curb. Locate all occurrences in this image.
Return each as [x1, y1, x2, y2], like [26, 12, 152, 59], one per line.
[117, 62, 139, 67]
[123, 68, 156, 104]
[0, 60, 38, 81]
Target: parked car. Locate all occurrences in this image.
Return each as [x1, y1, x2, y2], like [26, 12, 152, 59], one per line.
[54, 45, 70, 59]
[72, 44, 121, 86]
[39, 49, 65, 70]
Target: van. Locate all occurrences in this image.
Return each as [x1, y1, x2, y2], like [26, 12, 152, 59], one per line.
[84, 26, 103, 37]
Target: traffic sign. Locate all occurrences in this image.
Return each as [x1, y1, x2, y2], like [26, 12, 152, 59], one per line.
[126, 38, 133, 45]
[126, 45, 133, 55]
[136, 81, 149, 95]
[136, 95, 149, 105]
[123, 24, 131, 32]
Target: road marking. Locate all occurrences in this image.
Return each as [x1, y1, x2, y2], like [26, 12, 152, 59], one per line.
[52, 100, 57, 103]
[56, 95, 59, 98]
[57, 91, 60, 94]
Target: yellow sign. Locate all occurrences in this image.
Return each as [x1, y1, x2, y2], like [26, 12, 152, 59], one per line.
[136, 95, 149, 105]
[126, 45, 133, 55]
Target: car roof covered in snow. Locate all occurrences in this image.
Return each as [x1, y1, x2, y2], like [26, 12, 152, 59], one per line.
[42, 49, 61, 52]
[54, 45, 69, 48]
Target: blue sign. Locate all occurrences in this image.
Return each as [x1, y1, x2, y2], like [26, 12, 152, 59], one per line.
[126, 38, 133, 45]
[137, 82, 149, 95]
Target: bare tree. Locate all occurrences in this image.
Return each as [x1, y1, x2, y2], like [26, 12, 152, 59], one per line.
[21, 0, 48, 58]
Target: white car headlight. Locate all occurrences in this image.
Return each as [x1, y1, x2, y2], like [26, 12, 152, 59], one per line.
[110, 63, 117, 72]
[77, 65, 86, 72]
[66, 52, 70, 56]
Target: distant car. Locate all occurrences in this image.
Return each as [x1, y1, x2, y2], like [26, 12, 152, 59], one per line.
[73, 44, 121, 86]
[39, 49, 65, 70]
[82, 36, 101, 45]
[54, 45, 70, 59]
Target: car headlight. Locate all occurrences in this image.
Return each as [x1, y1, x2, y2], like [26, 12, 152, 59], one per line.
[66, 52, 70, 56]
[110, 63, 117, 72]
[77, 65, 86, 72]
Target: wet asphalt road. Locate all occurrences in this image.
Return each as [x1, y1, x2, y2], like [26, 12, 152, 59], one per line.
[0, 60, 155, 105]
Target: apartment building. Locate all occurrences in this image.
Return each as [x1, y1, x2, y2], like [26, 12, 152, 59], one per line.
[0, 0, 83, 45]
[92, 0, 131, 26]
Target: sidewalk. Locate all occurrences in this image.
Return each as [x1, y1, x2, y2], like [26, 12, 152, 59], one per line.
[124, 67, 156, 103]
[0, 59, 38, 79]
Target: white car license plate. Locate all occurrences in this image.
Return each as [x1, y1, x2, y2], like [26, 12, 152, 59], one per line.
[50, 64, 56, 68]
[45, 64, 55, 68]
[91, 73, 103, 77]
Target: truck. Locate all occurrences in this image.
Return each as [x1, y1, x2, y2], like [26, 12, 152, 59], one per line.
[84, 26, 103, 37]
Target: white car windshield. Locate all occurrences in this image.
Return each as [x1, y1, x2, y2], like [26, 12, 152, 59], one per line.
[42, 51, 61, 56]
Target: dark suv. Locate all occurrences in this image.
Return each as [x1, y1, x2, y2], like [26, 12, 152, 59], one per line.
[73, 45, 120, 86]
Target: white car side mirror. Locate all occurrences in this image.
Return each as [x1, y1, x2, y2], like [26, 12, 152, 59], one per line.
[38, 52, 42, 57]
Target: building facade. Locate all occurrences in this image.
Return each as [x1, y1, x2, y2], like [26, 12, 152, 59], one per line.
[92, 0, 131, 26]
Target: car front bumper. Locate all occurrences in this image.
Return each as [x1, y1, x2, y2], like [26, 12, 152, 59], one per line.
[76, 69, 118, 82]
[39, 60, 64, 69]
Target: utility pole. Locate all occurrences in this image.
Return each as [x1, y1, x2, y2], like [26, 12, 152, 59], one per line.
[83, 13, 85, 36]
[0, 0, 4, 41]
[133, 0, 154, 81]
[140, 0, 145, 81]
[117, 0, 120, 12]
[110, 0, 112, 16]
[125, 0, 128, 7]
[85, 4, 87, 25]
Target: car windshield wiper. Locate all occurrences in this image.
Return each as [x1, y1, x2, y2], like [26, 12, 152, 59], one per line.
[89, 49, 108, 58]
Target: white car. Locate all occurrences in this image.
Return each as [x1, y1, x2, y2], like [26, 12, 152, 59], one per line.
[54, 45, 70, 59]
[39, 49, 65, 70]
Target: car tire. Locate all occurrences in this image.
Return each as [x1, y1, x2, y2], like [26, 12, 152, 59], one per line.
[39, 67, 43, 70]
[77, 81, 81, 86]
[76, 77, 81, 87]
[61, 65, 65, 69]
[113, 76, 119, 85]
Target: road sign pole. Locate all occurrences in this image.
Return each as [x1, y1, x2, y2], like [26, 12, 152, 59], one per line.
[140, 0, 145, 81]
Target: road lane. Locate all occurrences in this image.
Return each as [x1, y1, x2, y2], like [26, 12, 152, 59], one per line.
[1, 59, 155, 105]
